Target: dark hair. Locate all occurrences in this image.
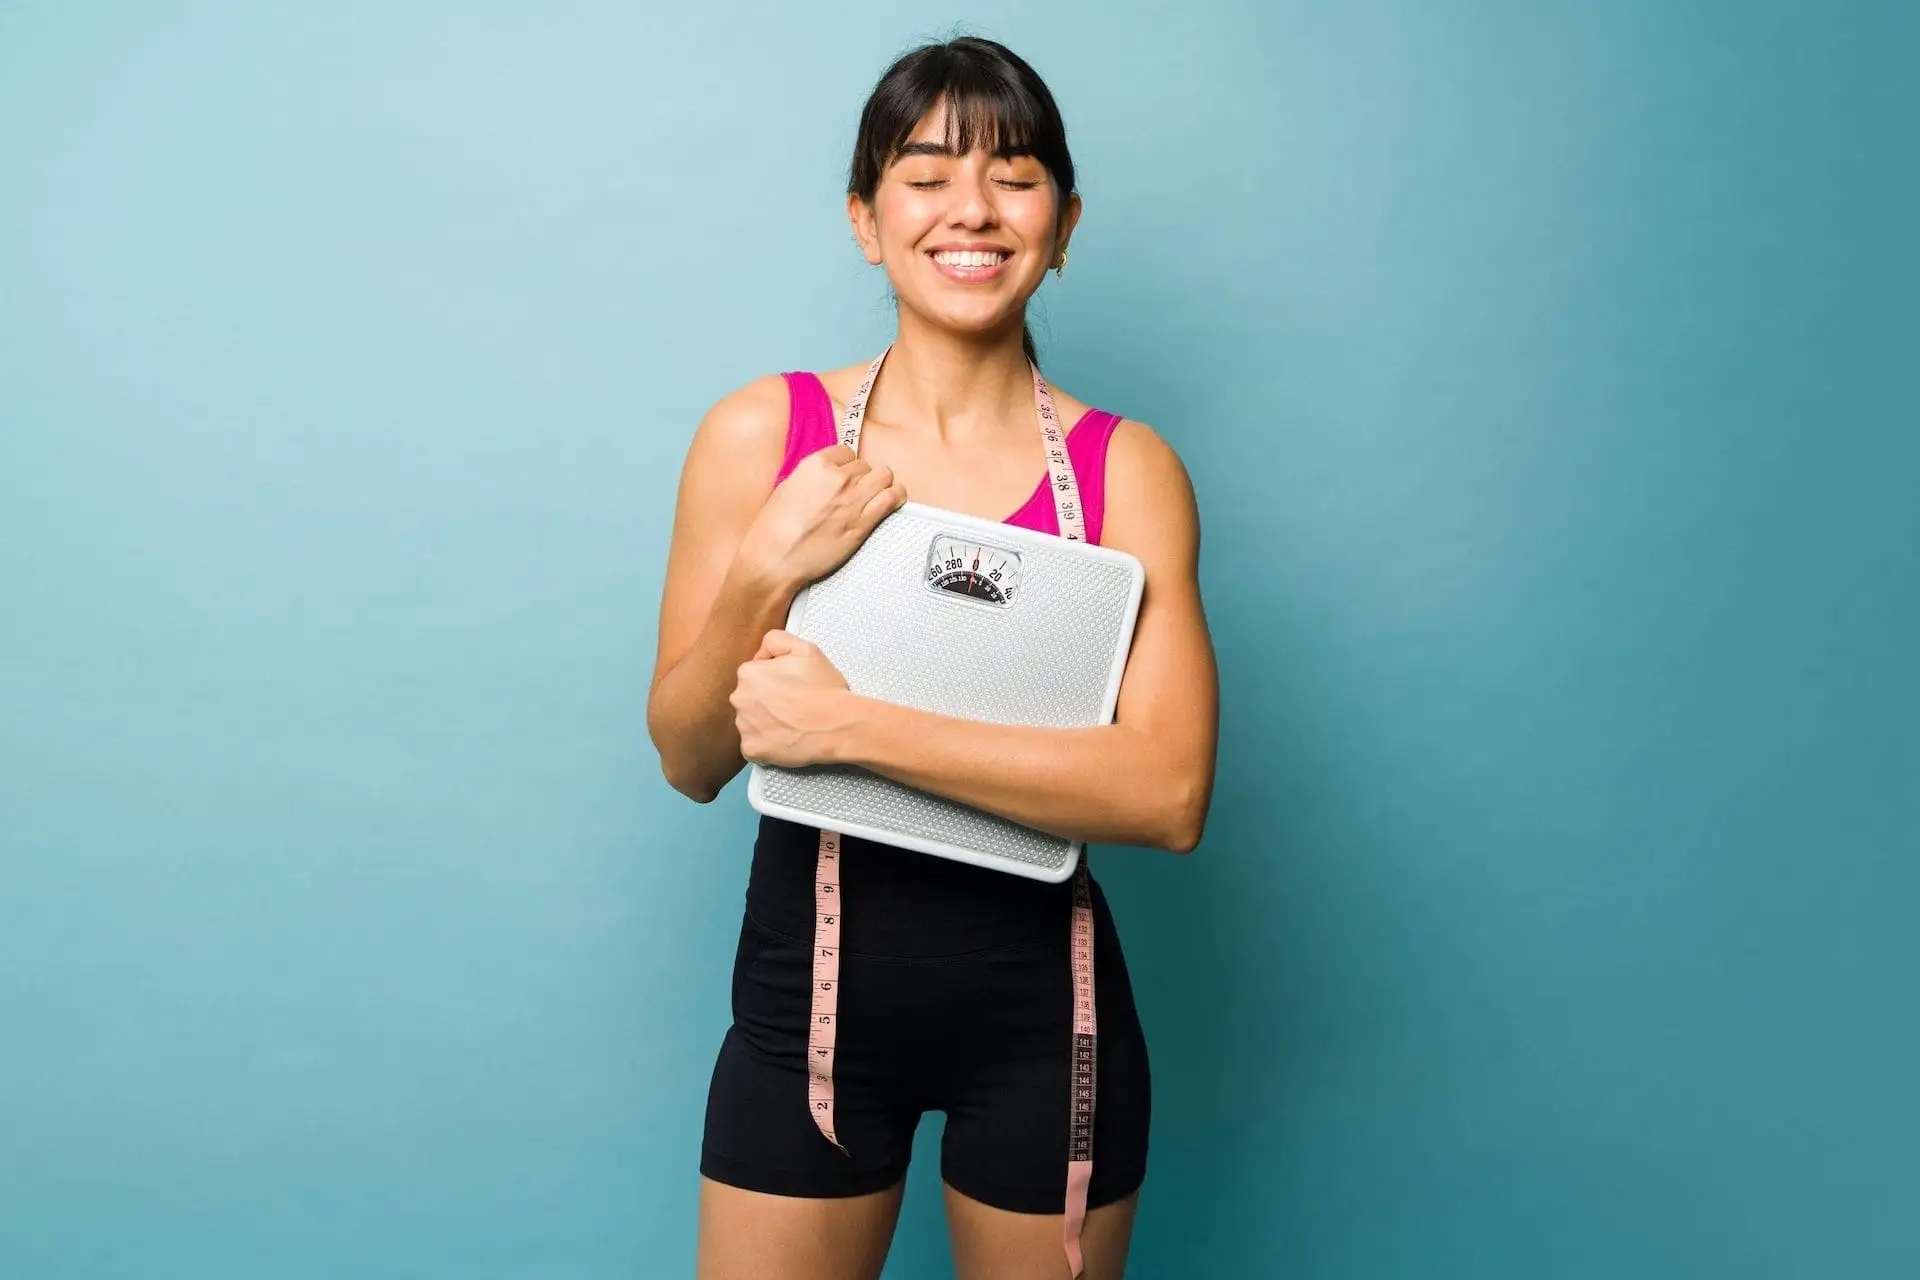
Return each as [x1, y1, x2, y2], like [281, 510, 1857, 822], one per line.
[848, 37, 1075, 367]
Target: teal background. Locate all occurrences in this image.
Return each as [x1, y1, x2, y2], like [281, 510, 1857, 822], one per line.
[2, 1, 1914, 1276]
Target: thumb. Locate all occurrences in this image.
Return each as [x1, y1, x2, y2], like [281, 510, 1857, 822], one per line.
[758, 629, 803, 660]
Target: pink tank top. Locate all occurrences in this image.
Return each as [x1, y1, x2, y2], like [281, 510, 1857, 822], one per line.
[774, 370, 1120, 546]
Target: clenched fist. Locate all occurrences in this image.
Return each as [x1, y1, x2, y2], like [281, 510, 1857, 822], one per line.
[731, 630, 859, 768]
[737, 445, 907, 593]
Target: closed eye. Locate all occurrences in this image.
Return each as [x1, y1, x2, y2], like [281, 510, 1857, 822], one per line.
[906, 179, 1042, 191]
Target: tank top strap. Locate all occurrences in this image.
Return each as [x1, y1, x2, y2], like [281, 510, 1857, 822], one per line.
[774, 371, 838, 485]
[1068, 409, 1123, 546]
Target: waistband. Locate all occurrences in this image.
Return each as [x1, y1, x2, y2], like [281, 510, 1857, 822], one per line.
[746, 814, 1108, 958]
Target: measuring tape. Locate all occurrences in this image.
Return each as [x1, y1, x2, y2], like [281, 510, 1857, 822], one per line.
[806, 344, 1101, 1277]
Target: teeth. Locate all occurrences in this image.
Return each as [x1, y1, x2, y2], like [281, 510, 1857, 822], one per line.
[933, 250, 1007, 268]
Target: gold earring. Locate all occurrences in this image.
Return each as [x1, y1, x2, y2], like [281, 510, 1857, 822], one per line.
[1054, 248, 1069, 277]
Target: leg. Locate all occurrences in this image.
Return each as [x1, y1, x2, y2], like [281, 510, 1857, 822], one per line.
[936, 896, 1153, 1280]
[700, 915, 920, 1279]
[696, 1176, 906, 1280]
[944, 1182, 1139, 1280]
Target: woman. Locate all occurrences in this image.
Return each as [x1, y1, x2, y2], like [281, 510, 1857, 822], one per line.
[648, 36, 1218, 1280]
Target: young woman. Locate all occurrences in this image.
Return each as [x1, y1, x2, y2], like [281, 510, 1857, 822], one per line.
[648, 37, 1219, 1280]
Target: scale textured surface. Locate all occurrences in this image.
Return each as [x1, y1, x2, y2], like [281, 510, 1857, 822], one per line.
[754, 508, 1140, 874]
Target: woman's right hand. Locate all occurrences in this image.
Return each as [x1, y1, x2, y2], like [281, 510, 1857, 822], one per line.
[736, 445, 908, 593]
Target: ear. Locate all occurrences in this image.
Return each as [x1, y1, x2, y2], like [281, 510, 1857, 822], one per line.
[1055, 189, 1084, 262]
[846, 193, 883, 266]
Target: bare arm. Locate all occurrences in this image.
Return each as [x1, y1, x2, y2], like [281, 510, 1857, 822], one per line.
[649, 376, 905, 803]
[646, 376, 794, 802]
[831, 709, 1201, 851]
[736, 422, 1219, 851]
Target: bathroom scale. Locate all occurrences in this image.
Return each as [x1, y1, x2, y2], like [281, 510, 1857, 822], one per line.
[746, 499, 1145, 882]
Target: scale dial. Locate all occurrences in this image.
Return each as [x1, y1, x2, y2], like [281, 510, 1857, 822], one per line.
[925, 534, 1023, 607]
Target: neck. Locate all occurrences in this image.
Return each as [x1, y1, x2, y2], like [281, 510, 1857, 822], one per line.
[869, 308, 1034, 444]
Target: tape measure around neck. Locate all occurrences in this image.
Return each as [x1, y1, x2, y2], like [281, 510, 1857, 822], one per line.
[805, 343, 1100, 1276]
[834, 343, 1088, 543]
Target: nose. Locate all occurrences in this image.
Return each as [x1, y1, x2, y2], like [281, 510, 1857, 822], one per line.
[944, 167, 997, 229]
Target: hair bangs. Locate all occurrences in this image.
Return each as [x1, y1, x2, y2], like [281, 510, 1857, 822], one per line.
[935, 75, 1044, 162]
[849, 38, 1074, 199]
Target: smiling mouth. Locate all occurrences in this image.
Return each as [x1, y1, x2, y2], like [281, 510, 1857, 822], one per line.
[930, 249, 1011, 268]
[927, 249, 1013, 282]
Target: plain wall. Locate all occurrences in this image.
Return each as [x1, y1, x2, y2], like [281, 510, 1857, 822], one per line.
[2, 2, 1914, 1276]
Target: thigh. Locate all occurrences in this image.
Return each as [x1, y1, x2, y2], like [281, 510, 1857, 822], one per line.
[698, 914, 924, 1279]
[697, 1176, 905, 1280]
[944, 1182, 1139, 1280]
[702, 914, 921, 1197]
[935, 918, 1153, 1217]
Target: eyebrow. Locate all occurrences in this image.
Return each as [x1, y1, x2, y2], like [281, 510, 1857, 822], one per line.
[892, 140, 1036, 161]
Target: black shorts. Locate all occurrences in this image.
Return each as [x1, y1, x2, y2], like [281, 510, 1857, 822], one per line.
[700, 894, 1151, 1212]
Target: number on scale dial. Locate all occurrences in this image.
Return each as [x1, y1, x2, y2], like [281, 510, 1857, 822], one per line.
[925, 535, 1023, 606]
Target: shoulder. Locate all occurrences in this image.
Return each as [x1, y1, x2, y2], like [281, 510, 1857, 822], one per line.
[1106, 418, 1196, 506]
[693, 372, 791, 448]
[680, 372, 792, 484]
[1100, 418, 1201, 555]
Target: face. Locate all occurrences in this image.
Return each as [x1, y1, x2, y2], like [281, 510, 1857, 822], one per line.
[848, 99, 1082, 341]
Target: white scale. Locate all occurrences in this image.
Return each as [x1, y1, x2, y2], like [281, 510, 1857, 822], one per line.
[747, 498, 1145, 882]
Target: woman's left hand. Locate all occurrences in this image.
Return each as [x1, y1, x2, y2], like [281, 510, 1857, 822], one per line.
[731, 630, 857, 768]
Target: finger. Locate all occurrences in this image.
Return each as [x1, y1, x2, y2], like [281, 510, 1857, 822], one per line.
[846, 461, 893, 506]
[760, 629, 800, 657]
[862, 482, 907, 524]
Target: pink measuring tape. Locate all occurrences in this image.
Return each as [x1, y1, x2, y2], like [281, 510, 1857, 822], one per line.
[806, 344, 1101, 1277]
